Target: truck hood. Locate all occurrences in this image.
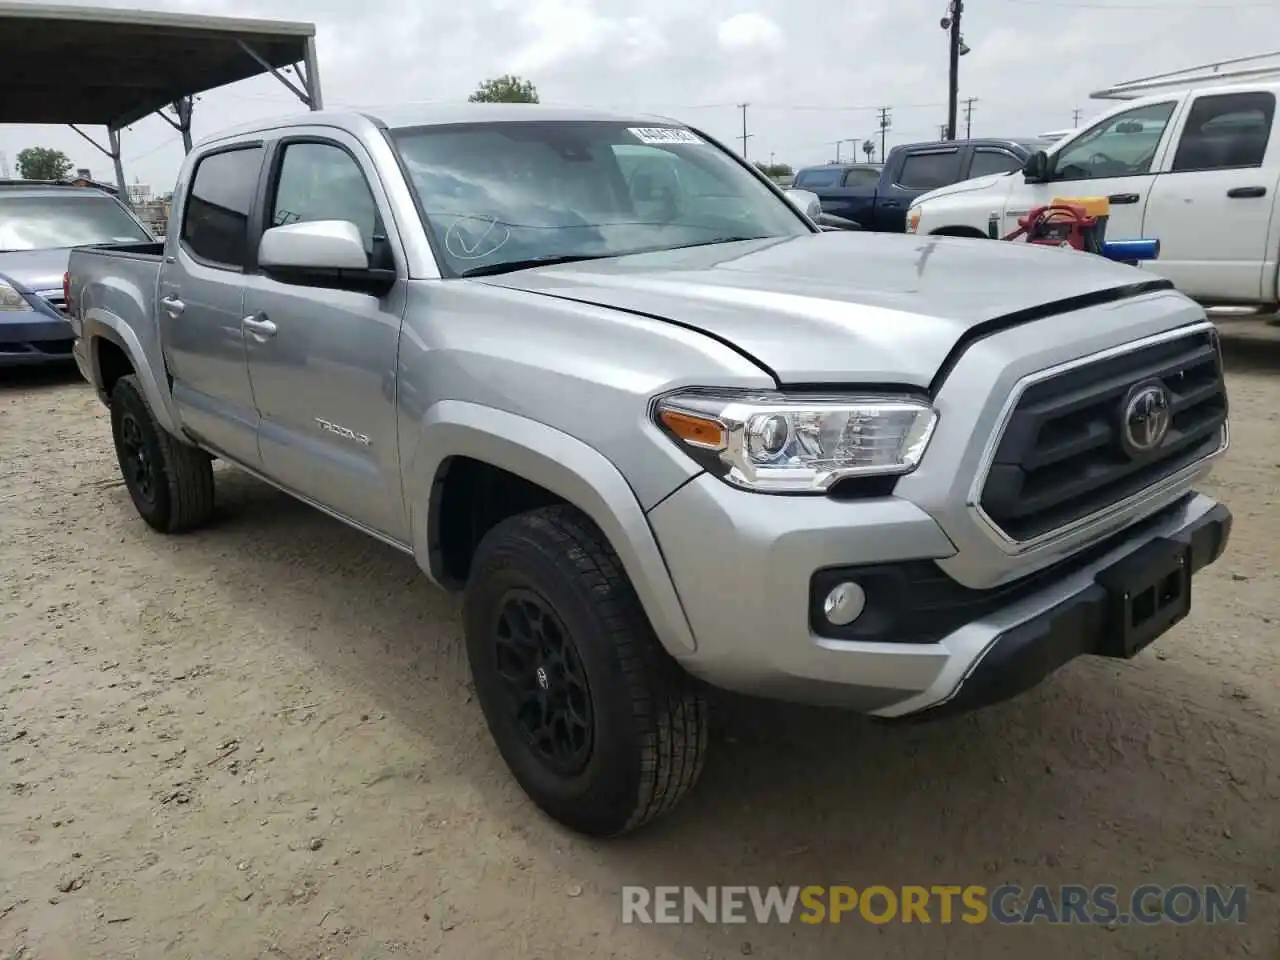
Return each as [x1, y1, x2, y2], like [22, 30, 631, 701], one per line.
[478, 232, 1164, 386]
[0, 248, 70, 295]
[913, 171, 1014, 207]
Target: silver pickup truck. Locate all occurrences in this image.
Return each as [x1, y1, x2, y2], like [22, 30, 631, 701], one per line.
[67, 104, 1232, 837]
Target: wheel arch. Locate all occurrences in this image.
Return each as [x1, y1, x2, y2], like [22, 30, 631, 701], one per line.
[409, 400, 697, 654]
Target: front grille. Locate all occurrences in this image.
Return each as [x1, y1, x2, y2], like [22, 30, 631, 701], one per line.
[979, 329, 1227, 542]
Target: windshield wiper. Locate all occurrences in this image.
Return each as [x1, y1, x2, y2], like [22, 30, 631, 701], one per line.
[459, 253, 616, 278]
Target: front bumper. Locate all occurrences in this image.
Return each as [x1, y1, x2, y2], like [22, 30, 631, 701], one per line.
[647, 477, 1230, 718]
[0, 315, 75, 367]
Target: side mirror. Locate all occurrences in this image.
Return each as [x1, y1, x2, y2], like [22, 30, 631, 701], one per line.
[258, 220, 395, 296]
[784, 188, 823, 221]
[1022, 150, 1051, 183]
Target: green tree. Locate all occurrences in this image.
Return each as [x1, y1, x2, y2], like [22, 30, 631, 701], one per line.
[861, 139, 876, 162]
[754, 161, 794, 179]
[16, 146, 73, 181]
[468, 75, 539, 104]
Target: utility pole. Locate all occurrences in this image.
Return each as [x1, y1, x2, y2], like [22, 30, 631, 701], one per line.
[737, 103, 752, 160]
[945, 0, 964, 140]
[878, 107, 892, 163]
[963, 97, 978, 139]
[1072, 107, 1083, 126]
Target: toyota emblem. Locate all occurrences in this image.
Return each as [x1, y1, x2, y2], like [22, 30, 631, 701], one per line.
[1121, 380, 1172, 456]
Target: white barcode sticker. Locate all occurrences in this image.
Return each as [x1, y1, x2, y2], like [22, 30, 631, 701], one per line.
[627, 127, 704, 146]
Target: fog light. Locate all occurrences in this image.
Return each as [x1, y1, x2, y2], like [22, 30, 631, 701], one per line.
[822, 581, 866, 626]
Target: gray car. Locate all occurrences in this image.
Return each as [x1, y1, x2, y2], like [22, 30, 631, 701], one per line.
[67, 105, 1232, 836]
[0, 183, 154, 367]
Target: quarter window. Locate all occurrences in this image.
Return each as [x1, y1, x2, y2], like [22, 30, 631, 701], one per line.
[181, 146, 264, 268]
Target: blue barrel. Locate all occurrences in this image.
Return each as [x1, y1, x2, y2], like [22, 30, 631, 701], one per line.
[1102, 238, 1160, 262]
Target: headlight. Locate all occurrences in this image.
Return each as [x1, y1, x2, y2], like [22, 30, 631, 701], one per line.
[0, 280, 34, 312]
[906, 207, 922, 233]
[653, 390, 938, 492]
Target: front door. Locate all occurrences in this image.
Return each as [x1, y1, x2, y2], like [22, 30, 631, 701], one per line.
[161, 144, 266, 465]
[1141, 89, 1280, 302]
[241, 133, 409, 541]
[1003, 100, 1181, 251]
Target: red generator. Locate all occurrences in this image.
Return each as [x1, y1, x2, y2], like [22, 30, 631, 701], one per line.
[990, 195, 1112, 254]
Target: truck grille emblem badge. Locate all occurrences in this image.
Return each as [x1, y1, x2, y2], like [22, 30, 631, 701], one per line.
[1121, 381, 1171, 456]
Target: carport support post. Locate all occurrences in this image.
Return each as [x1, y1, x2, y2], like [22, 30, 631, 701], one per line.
[153, 97, 194, 153]
[303, 36, 323, 110]
[108, 129, 128, 208]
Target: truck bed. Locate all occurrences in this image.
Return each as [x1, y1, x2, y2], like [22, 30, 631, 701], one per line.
[67, 242, 167, 381]
[77, 240, 166, 259]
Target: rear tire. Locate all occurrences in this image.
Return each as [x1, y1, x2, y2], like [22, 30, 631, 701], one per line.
[463, 504, 709, 837]
[110, 374, 215, 533]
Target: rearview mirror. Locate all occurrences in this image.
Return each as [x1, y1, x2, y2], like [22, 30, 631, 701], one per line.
[1022, 150, 1051, 183]
[784, 188, 823, 221]
[258, 220, 395, 296]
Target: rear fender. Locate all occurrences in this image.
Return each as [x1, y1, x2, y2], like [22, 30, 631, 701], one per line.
[408, 400, 697, 654]
[82, 311, 182, 436]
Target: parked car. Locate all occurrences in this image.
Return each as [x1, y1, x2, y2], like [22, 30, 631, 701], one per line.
[69, 105, 1231, 837]
[907, 83, 1280, 309]
[0, 182, 155, 367]
[793, 138, 1054, 232]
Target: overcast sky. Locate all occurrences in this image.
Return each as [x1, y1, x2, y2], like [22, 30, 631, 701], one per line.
[1, 0, 1277, 190]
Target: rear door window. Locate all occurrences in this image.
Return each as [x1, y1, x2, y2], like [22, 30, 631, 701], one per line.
[1171, 91, 1275, 172]
[896, 150, 963, 189]
[841, 167, 881, 187]
[180, 145, 264, 269]
[795, 168, 842, 188]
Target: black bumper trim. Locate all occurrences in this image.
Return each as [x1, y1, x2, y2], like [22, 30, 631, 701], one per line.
[897, 502, 1232, 722]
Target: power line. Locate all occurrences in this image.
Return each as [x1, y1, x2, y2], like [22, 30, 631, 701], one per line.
[737, 103, 752, 160]
[878, 106, 893, 162]
[963, 96, 978, 138]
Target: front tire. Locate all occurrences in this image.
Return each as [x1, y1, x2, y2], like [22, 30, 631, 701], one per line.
[463, 505, 708, 837]
[110, 374, 215, 533]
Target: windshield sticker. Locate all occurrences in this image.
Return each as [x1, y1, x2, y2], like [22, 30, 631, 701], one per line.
[627, 127, 704, 146]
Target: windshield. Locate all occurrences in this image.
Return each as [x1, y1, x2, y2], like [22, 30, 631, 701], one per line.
[389, 121, 811, 276]
[0, 194, 151, 252]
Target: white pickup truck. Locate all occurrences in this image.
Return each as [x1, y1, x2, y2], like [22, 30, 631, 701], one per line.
[908, 82, 1280, 310]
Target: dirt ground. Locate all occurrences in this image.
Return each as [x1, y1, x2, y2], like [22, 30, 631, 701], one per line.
[1, 321, 1277, 960]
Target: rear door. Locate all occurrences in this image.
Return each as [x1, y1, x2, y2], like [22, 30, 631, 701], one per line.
[817, 166, 882, 226]
[241, 131, 409, 541]
[1140, 89, 1280, 302]
[159, 143, 265, 465]
[881, 146, 964, 231]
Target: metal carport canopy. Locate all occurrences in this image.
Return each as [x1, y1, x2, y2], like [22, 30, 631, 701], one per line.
[0, 2, 321, 201]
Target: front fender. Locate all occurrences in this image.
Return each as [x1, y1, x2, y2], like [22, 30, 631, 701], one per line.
[82, 312, 183, 436]
[408, 400, 697, 654]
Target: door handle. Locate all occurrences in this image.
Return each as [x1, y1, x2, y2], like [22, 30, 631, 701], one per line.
[160, 295, 185, 316]
[1227, 186, 1266, 199]
[1108, 193, 1141, 205]
[241, 315, 277, 338]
